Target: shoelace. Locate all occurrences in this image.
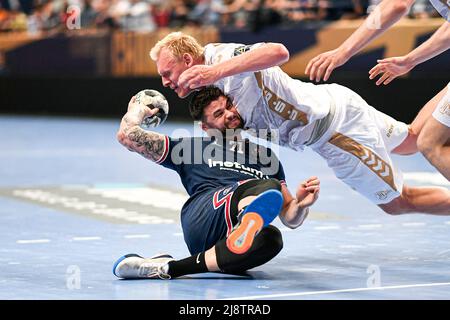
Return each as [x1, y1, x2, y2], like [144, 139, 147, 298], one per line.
[138, 263, 171, 280]
[157, 265, 171, 280]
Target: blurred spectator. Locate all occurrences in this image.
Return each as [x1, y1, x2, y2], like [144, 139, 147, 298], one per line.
[221, 0, 260, 29]
[275, 0, 318, 23]
[79, 0, 97, 27]
[91, 0, 119, 29]
[187, 0, 225, 26]
[0, 0, 442, 33]
[316, 0, 366, 20]
[170, 0, 189, 28]
[119, 0, 156, 32]
[152, 0, 171, 28]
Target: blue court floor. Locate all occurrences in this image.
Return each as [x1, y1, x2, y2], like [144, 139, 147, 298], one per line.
[0, 115, 449, 300]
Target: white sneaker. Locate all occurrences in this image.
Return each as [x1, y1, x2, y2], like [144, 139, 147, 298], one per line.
[113, 253, 174, 279]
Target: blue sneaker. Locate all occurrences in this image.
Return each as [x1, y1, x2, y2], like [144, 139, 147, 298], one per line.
[226, 189, 283, 254]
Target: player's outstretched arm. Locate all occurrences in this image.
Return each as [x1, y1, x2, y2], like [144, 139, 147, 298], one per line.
[117, 97, 166, 162]
[279, 176, 320, 229]
[305, 0, 414, 82]
[178, 42, 289, 90]
[369, 22, 450, 85]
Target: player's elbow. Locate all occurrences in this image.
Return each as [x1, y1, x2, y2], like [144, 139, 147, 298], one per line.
[268, 43, 290, 64]
[277, 44, 290, 64]
[283, 219, 303, 229]
[279, 213, 303, 229]
[117, 130, 126, 145]
[117, 130, 132, 149]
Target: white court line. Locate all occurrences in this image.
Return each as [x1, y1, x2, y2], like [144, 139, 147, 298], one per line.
[172, 233, 183, 237]
[339, 245, 365, 249]
[401, 222, 427, 227]
[16, 239, 51, 244]
[221, 282, 450, 300]
[314, 226, 341, 230]
[357, 224, 383, 229]
[72, 236, 102, 241]
[124, 234, 151, 239]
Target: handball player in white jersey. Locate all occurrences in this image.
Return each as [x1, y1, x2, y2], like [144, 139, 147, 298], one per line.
[149, 32, 450, 215]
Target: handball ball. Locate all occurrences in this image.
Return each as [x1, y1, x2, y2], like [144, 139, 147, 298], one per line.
[134, 89, 169, 128]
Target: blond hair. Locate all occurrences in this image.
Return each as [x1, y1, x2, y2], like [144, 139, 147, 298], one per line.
[149, 32, 205, 62]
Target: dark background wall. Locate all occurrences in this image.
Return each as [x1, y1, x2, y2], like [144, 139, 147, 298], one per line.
[0, 76, 448, 123]
[1, 23, 448, 123]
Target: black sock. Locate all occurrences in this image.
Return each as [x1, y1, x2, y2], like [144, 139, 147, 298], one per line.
[166, 252, 208, 278]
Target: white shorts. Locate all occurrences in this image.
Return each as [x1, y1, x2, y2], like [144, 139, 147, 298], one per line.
[432, 83, 450, 127]
[309, 84, 409, 204]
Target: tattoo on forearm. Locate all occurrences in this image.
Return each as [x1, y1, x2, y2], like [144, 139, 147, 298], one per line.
[126, 127, 165, 162]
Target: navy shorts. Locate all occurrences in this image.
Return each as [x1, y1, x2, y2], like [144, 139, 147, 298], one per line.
[180, 181, 247, 255]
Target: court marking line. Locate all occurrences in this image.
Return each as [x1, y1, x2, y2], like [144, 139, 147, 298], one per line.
[71, 236, 102, 241]
[124, 234, 151, 239]
[356, 224, 383, 229]
[221, 282, 450, 300]
[401, 222, 427, 227]
[314, 226, 341, 230]
[16, 239, 51, 244]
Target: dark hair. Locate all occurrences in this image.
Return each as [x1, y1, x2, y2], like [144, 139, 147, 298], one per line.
[188, 86, 231, 121]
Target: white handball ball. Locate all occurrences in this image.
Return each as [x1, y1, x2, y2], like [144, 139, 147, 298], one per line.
[134, 89, 169, 128]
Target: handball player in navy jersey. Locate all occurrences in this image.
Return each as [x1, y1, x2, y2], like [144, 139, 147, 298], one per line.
[113, 87, 320, 279]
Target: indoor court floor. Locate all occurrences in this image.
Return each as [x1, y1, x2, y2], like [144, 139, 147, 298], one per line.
[1, 115, 449, 300]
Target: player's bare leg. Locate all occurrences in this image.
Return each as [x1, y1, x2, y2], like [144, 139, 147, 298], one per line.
[392, 87, 447, 155]
[378, 184, 450, 215]
[417, 117, 450, 180]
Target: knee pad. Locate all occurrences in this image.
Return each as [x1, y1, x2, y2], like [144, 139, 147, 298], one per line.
[215, 225, 283, 274]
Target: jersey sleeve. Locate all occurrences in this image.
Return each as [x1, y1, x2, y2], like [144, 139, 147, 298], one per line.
[156, 135, 181, 173]
[274, 160, 287, 187]
[260, 144, 287, 186]
[204, 42, 265, 66]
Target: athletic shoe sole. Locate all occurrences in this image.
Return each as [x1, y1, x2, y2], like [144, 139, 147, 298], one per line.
[226, 189, 283, 254]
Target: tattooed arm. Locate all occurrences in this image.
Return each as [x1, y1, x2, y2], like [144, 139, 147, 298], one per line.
[117, 97, 166, 162]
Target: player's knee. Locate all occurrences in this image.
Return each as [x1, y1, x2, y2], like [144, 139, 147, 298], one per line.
[379, 203, 404, 215]
[378, 187, 415, 215]
[264, 178, 282, 192]
[215, 225, 283, 274]
[417, 132, 433, 155]
[259, 225, 284, 257]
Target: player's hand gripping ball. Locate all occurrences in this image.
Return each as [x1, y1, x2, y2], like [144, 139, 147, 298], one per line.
[134, 89, 169, 128]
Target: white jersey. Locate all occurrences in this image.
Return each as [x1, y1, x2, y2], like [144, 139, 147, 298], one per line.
[204, 42, 334, 151]
[204, 42, 411, 204]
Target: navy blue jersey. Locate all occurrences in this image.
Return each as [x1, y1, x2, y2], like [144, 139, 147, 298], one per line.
[154, 136, 286, 254]
[156, 136, 286, 196]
